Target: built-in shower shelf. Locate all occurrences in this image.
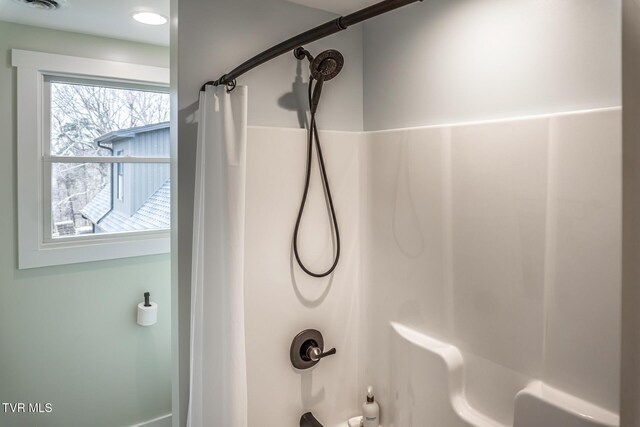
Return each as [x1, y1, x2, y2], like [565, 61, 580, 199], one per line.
[390, 322, 619, 427]
[514, 381, 618, 427]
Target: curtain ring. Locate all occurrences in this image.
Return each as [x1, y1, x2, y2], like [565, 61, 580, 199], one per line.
[226, 79, 237, 93]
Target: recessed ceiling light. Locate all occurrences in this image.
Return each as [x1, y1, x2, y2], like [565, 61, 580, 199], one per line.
[132, 12, 167, 26]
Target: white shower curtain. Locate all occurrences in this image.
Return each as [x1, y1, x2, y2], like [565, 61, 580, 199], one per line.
[188, 85, 248, 427]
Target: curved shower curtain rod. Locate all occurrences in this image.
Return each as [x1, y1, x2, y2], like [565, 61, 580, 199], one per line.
[200, 0, 423, 91]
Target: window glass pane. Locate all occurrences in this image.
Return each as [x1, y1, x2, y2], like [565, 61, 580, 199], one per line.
[49, 81, 170, 157]
[51, 162, 170, 238]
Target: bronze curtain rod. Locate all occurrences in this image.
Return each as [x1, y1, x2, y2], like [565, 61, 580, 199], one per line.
[200, 0, 423, 91]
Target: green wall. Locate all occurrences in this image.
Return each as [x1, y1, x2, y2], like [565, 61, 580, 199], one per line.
[0, 21, 172, 427]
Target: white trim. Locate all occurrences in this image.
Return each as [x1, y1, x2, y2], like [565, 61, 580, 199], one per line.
[130, 413, 172, 427]
[247, 125, 363, 134]
[247, 106, 623, 134]
[47, 156, 171, 164]
[12, 49, 170, 269]
[364, 106, 622, 134]
[12, 49, 169, 86]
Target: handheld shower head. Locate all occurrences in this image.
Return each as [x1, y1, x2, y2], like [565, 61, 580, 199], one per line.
[294, 47, 344, 82]
[294, 47, 344, 114]
[291, 46, 344, 278]
[310, 49, 344, 81]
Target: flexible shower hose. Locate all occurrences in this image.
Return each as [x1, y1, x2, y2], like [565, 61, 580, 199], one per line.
[292, 77, 341, 278]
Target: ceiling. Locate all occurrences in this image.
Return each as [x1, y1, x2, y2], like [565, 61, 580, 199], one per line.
[287, 0, 380, 15]
[0, 0, 169, 46]
[0, 0, 378, 46]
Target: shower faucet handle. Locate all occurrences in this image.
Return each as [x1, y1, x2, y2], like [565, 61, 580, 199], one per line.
[290, 329, 337, 369]
[306, 345, 336, 362]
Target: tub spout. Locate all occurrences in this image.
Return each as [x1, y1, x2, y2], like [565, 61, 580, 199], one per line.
[300, 412, 323, 427]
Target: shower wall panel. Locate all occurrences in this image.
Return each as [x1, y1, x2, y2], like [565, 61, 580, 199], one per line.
[542, 111, 621, 412]
[243, 127, 366, 427]
[361, 108, 621, 426]
[238, 111, 620, 426]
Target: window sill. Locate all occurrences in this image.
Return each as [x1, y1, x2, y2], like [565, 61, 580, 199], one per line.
[20, 231, 170, 269]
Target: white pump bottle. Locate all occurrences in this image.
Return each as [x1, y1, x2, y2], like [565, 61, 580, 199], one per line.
[362, 386, 379, 427]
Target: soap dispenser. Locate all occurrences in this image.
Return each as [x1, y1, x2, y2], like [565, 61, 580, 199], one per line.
[362, 386, 379, 427]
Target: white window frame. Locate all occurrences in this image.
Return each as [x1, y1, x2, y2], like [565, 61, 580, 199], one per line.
[116, 151, 125, 201]
[12, 49, 171, 269]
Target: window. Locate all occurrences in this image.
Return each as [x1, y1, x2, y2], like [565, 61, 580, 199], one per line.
[13, 50, 171, 268]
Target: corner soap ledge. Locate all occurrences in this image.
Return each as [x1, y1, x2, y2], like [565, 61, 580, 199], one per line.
[390, 322, 619, 427]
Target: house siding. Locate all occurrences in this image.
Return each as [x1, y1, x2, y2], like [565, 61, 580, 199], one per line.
[111, 127, 170, 217]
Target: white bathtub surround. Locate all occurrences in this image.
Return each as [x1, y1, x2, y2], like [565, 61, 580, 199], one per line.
[219, 107, 621, 427]
[362, 107, 621, 426]
[189, 85, 248, 427]
[244, 127, 365, 427]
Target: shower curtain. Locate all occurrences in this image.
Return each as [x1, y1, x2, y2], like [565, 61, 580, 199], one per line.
[188, 85, 248, 427]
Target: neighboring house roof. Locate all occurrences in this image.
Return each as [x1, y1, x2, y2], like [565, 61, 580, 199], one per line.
[79, 186, 112, 224]
[81, 122, 170, 233]
[95, 179, 171, 233]
[95, 121, 170, 144]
